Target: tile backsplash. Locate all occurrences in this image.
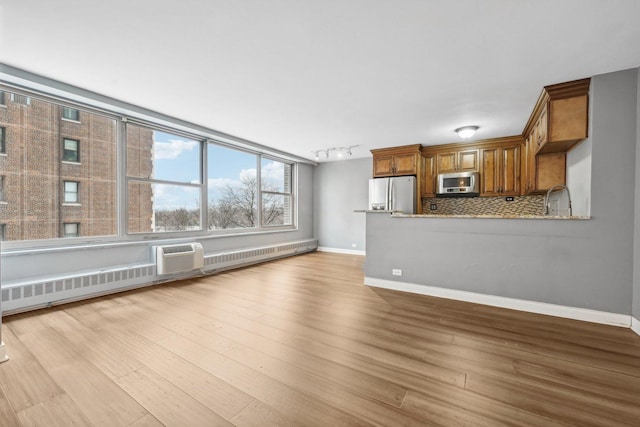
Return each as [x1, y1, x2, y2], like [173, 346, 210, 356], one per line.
[422, 195, 545, 216]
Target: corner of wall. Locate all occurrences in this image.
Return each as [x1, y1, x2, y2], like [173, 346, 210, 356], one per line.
[633, 66, 640, 323]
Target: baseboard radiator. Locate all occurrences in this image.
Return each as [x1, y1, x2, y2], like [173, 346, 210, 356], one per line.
[1, 239, 317, 315]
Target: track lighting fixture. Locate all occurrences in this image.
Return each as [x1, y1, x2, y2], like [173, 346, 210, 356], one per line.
[311, 145, 359, 162]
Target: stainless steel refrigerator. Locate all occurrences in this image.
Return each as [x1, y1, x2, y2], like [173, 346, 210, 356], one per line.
[368, 176, 416, 213]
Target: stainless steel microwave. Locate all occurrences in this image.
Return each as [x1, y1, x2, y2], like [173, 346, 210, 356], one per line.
[436, 171, 480, 197]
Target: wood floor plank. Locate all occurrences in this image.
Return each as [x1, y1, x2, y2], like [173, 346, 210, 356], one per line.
[101, 326, 256, 421]
[150, 333, 373, 426]
[16, 394, 92, 427]
[114, 367, 232, 427]
[230, 400, 297, 427]
[128, 413, 165, 427]
[17, 326, 149, 426]
[35, 309, 145, 380]
[0, 326, 64, 413]
[0, 384, 21, 427]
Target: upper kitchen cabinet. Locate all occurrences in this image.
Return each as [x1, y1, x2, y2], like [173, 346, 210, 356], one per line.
[371, 144, 422, 177]
[435, 149, 479, 173]
[524, 78, 590, 155]
[421, 153, 436, 197]
[480, 139, 522, 196]
[523, 132, 566, 195]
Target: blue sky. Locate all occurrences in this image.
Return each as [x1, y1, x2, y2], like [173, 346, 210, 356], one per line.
[152, 130, 284, 210]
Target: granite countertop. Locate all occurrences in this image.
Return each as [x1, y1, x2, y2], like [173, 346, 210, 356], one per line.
[391, 213, 591, 220]
[353, 209, 403, 213]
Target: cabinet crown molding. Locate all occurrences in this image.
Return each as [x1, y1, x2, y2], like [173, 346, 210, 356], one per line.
[370, 144, 422, 156]
[421, 135, 524, 155]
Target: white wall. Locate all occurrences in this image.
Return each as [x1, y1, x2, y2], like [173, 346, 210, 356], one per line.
[314, 158, 370, 253]
[567, 130, 592, 216]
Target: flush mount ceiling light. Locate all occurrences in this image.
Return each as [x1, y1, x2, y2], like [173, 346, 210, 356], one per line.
[455, 126, 479, 139]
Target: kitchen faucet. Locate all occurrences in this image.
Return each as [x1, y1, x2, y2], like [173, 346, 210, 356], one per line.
[544, 184, 572, 216]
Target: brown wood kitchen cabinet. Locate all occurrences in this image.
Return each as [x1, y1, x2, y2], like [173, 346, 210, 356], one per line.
[523, 134, 566, 195]
[520, 79, 587, 193]
[480, 143, 521, 196]
[526, 78, 590, 155]
[421, 153, 436, 197]
[371, 144, 422, 177]
[435, 149, 478, 173]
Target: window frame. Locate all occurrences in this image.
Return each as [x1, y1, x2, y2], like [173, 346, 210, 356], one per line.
[125, 122, 204, 235]
[259, 156, 295, 228]
[63, 180, 79, 204]
[62, 106, 80, 122]
[62, 137, 80, 163]
[0, 126, 6, 154]
[0, 175, 5, 202]
[62, 222, 80, 238]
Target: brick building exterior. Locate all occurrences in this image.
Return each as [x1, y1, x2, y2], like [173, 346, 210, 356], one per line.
[0, 87, 153, 241]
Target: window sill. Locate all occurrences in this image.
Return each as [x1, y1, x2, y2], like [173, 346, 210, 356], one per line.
[61, 118, 81, 124]
[0, 201, 7, 205]
[61, 161, 81, 165]
[62, 203, 81, 207]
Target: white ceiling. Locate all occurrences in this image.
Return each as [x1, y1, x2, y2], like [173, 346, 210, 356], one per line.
[1, 1, 640, 162]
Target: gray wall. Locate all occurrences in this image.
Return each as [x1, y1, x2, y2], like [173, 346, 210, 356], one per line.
[366, 68, 639, 315]
[314, 158, 370, 253]
[2, 163, 315, 284]
[634, 68, 640, 321]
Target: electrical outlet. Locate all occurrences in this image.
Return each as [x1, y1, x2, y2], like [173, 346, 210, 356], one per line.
[430, 204, 437, 211]
[351, 243, 357, 248]
[392, 268, 402, 276]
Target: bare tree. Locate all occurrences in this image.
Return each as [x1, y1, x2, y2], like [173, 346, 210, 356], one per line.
[208, 175, 284, 229]
[154, 206, 199, 231]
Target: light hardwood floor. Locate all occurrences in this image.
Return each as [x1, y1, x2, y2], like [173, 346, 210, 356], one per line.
[1, 251, 640, 426]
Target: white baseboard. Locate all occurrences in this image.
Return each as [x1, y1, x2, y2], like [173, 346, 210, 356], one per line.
[632, 317, 640, 336]
[365, 277, 632, 328]
[0, 341, 8, 363]
[317, 246, 366, 256]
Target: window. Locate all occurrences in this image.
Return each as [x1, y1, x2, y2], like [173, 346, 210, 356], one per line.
[62, 106, 80, 121]
[127, 124, 201, 233]
[63, 223, 79, 238]
[63, 181, 79, 203]
[10, 93, 31, 106]
[261, 158, 293, 226]
[0, 81, 297, 244]
[0, 176, 5, 201]
[207, 144, 258, 230]
[0, 224, 5, 241]
[0, 126, 5, 154]
[63, 138, 79, 162]
[0, 90, 117, 242]
[0, 90, 5, 105]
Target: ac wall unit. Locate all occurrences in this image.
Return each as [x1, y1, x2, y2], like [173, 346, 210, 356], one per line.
[155, 243, 204, 275]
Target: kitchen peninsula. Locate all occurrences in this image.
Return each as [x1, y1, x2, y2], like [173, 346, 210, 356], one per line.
[361, 69, 638, 329]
